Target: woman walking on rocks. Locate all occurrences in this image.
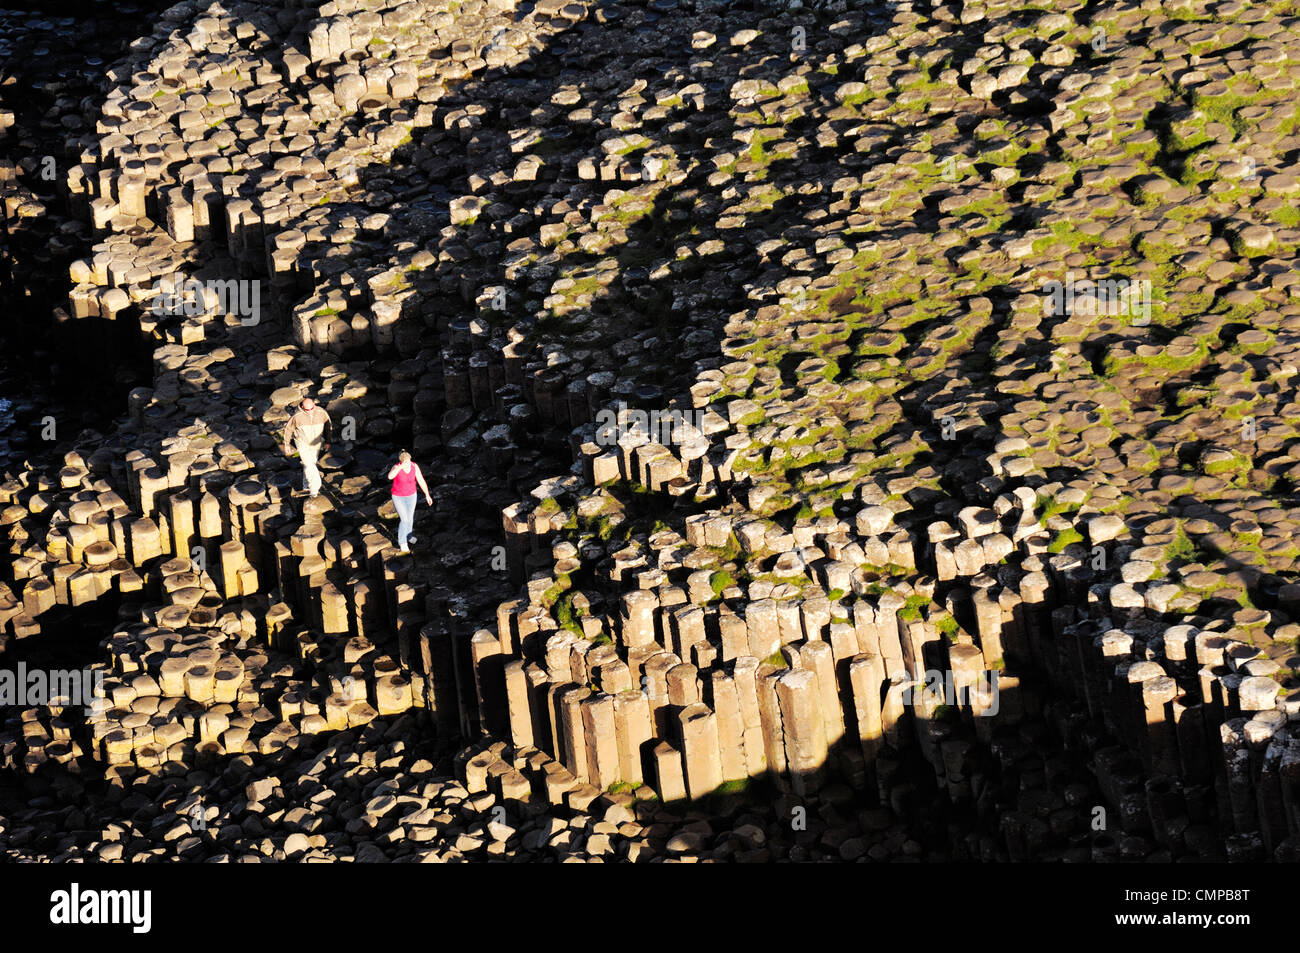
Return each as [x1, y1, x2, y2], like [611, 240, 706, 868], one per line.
[388, 451, 431, 554]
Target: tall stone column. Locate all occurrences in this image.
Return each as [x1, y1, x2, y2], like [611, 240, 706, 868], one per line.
[718, 607, 749, 662]
[169, 491, 196, 564]
[799, 639, 843, 747]
[652, 741, 687, 803]
[679, 703, 723, 799]
[948, 641, 995, 726]
[1172, 693, 1212, 784]
[1098, 629, 1133, 739]
[620, 589, 660, 648]
[626, 644, 659, 689]
[1279, 740, 1300, 839]
[470, 631, 504, 738]
[998, 586, 1024, 661]
[776, 669, 828, 797]
[503, 659, 534, 749]
[1199, 665, 1229, 725]
[643, 651, 681, 737]
[525, 663, 552, 751]
[756, 664, 789, 786]
[933, 542, 957, 582]
[496, 599, 522, 655]
[745, 599, 780, 659]
[672, 605, 707, 660]
[558, 684, 592, 780]
[1257, 737, 1288, 854]
[666, 661, 701, 707]
[1140, 673, 1180, 778]
[848, 653, 885, 766]
[732, 656, 767, 778]
[1122, 660, 1163, 758]
[800, 596, 831, 642]
[901, 618, 937, 682]
[1220, 723, 1256, 834]
[973, 585, 1004, 665]
[709, 671, 748, 782]
[613, 689, 652, 786]
[581, 692, 619, 790]
[852, 600, 880, 656]
[874, 592, 906, 679]
[829, 621, 858, 661]
[544, 631, 576, 683]
[1018, 571, 1051, 670]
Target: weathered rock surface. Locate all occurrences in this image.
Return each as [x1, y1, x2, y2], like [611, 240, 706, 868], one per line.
[3, 0, 1300, 863]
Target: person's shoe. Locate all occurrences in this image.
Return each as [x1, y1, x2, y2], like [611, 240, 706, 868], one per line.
[407, 535, 418, 544]
[399, 547, 410, 554]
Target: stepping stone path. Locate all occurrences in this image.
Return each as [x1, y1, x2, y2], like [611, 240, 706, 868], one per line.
[2, 0, 1300, 862]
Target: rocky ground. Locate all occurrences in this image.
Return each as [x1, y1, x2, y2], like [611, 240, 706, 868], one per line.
[2, 0, 1300, 862]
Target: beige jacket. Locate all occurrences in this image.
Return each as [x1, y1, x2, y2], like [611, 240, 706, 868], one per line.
[284, 406, 331, 450]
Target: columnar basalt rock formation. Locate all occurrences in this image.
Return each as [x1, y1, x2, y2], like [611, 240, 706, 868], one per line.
[3, 0, 1300, 862]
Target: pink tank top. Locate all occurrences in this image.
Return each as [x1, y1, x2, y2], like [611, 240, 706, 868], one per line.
[392, 465, 417, 496]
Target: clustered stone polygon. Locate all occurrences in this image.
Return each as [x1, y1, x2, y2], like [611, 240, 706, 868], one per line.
[1, 0, 1300, 862]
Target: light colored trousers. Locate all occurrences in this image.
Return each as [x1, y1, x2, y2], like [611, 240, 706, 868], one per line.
[297, 441, 322, 495]
[393, 493, 417, 550]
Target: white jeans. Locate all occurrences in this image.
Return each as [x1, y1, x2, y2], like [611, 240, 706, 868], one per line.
[297, 441, 321, 495]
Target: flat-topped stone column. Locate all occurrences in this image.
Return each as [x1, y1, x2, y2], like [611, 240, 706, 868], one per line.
[679, 702, 722, 800]
[775, 669, 827, 796]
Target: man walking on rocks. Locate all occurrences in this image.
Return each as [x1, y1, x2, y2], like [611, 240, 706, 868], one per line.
[283, 397, 332, 498]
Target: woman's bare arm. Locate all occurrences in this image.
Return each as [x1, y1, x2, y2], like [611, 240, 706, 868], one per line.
[387, 463, 402, 480]
[414, 465, 432, 501]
